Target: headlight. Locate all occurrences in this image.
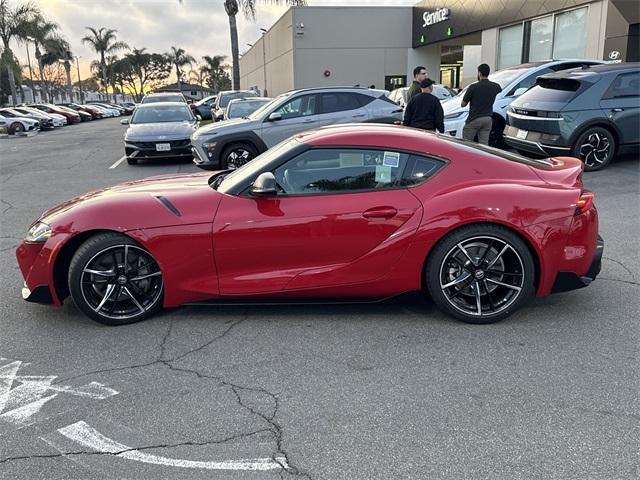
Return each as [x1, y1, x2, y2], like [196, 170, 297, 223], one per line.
[25, 222, 52, 243]
[444, 111, 468, 120]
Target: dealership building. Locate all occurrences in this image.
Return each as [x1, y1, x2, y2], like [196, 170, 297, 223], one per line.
[239, 0, 639, 96]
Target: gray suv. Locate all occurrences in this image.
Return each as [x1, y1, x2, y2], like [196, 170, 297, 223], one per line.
[191, 87, 403, 169]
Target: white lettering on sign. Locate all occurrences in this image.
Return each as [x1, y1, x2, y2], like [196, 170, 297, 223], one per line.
[0, 358, 118, 427]
[422, 8, 449, 27]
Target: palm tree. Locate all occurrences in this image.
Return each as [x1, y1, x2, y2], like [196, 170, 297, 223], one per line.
[223, 0, 305, 89]
[0, 0, 40, 104]
[24, 14, 59, 102]
[81, 27, 128, 102]
[187, 66, 206, 99]
[40, 36, 73, 102]
[201, 54, 229, 93]
[166, 46, 194, 94]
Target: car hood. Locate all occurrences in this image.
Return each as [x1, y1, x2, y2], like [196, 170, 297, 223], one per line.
[125, 121, 197, 141]
[442, 95, 468, 115]
[192, 118, 258, 141]
[39, 172, 222, 232]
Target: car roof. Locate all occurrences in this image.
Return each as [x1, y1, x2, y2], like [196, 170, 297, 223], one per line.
[538, 62, 639, 81]
[228, 97, 271, 103]
[145, 92, 184, 97]
[136, 101, 190, 108]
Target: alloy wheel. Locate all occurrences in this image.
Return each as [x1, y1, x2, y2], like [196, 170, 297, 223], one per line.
[579, 132, 611, 169]
[226, 148, 253, 169]
[438, 236, 525, 318]
[79, 244, 163, 321]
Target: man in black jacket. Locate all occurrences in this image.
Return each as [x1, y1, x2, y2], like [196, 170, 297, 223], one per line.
[402, 78, 444, 133]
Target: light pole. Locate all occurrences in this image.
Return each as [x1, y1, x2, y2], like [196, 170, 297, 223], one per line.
[25, 38, 36, 102]
[74, 56, 83, 103]
[260, 28, 268, 97]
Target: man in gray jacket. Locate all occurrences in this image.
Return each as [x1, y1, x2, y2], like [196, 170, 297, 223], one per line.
[406, 66, 428, 103]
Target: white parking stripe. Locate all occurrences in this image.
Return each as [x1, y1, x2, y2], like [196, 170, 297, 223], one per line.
[109, 156, 127, 169]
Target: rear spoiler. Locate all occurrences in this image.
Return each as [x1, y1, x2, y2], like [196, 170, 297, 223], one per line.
[529, 156, 584, 188]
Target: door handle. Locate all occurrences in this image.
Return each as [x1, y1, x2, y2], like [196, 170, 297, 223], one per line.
[352, 113, 366, 118]
[612, 108, 624, 112]
[362, 207, 398, 219]
[303, 118, 315, 123]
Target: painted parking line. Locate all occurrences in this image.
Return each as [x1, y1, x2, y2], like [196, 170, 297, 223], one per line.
[56, 421, 289, 471]
[109, 156, 127, 169]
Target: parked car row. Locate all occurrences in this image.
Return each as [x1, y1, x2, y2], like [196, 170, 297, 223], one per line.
[0, 101, 135, 135]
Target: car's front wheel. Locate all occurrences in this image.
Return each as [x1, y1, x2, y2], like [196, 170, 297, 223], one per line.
[9, 122, 25, 134]
[425, 224, 535, 324]
[572, 127, 616, 171]
[68, 233, 164, 325]
[221, 143, 258, 170]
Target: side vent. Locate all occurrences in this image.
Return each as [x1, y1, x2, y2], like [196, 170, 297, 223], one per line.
[154, 195, 181, 217]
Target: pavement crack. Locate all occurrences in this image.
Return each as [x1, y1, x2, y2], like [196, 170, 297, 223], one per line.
[158, 317, 175, 362]
[599, 277, 640, 287]
[1, 198, 14, 214]
[603, 256, 637, 281]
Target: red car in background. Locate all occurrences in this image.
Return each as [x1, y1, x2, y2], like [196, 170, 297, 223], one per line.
[31, 103, 81, 124]
[16, 124, 602, 325]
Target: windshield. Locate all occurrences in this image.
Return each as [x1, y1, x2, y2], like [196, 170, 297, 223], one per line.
[218, 91, 258, 108]
[228, 100, 271, 118]
[131, 105, 194, 124]
[216, 137, 301, 193]
[489, 67, 534, 89]
[247, 93, 290, 120]
[195, 96, 215, 107]
[143, 95, 184, 104]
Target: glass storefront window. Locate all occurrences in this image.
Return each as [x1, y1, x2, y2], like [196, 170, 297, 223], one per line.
[498, 24, 523, 70]
[529, 15, 553, 61]
[552, 7, 588, 59]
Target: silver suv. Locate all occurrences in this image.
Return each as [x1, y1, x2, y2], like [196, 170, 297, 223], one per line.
[191, 87, 403, 169]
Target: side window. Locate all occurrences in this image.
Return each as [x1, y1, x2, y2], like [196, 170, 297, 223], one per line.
[274, 95, 317, 119]
[354, 93, 375, 106]
[508, 67, 553, 96]
[273, 148, 411, 195]
[320, 93, 362, 114]
[399, 155, 445, 186]
[603, 72, 640, 99]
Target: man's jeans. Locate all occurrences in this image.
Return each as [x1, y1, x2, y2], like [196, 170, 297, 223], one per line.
[462, 116, 493, 145]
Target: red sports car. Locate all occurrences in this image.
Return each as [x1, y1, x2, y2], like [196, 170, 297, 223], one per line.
[16, 124, 603, 325]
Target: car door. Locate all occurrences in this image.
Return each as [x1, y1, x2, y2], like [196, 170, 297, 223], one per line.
[316, 92, 370, 127]
[260, 93, 320, 147]
[212, 147, 424, 294]
[600, 71, 640, 145]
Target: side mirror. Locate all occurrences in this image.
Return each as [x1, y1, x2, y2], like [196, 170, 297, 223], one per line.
[268, 112, 282, 122]
[120, 118, 129, 125]
[513, 87, 528, 97]
[251, 172, 277, 196]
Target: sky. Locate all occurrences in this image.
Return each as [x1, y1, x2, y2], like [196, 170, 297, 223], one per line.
[11, 0, 417, 82]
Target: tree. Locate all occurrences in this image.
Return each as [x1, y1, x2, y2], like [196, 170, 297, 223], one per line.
[25, 14, 62, 102]
[40, 35, 73, 102]
[223, 0, 305, 89]
[165, 46, 194, 93]
[81, 27, 128, 102]
[117, 48, 171, 101]
[0, 0, 40, 104]
[201, 54, 230, 93]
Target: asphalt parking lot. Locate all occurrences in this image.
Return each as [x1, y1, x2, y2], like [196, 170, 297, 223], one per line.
[0, 118, 638, 480]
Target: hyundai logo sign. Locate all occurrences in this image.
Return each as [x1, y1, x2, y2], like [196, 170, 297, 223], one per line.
[608, 51, 621, 60]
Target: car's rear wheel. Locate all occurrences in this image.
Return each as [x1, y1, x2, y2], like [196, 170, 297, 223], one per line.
[9, 122, 25, 134]
[221, 143, 258, 170]
[425, 225, 535, 324]
[68, 233, 163, 325]
[572, 127, 616, 172]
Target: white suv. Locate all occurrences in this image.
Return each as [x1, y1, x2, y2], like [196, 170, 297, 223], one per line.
[192, 87, 403, 170]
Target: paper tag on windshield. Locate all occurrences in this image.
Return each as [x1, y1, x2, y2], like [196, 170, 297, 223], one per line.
[383, 151, 400, 168]
[375, 166, 392, 183]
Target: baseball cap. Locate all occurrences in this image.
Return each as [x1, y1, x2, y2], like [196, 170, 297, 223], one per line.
[420, 78, 435, 88]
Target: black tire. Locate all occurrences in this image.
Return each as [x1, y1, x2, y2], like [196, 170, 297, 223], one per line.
[68, 233, 164, 325]
[126, 157, 138, 165]
[572, 127, 616, 172]
[9, 122, 25, 134]
[425, 224, 535, 324]
[221, 143, 258, 170]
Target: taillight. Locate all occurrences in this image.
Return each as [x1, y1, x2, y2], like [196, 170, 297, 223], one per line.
[575, 190, 594, 215]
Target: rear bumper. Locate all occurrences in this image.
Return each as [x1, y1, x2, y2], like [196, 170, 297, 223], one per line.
[504, 125, 571, 156]
[551, 235, 604, 293]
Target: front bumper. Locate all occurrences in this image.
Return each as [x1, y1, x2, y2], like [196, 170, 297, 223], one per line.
[443, 116, 465, 138]
[125, 139, 193, 160]
[551, 235, 604, 293]
[192, 145, 220, 169]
